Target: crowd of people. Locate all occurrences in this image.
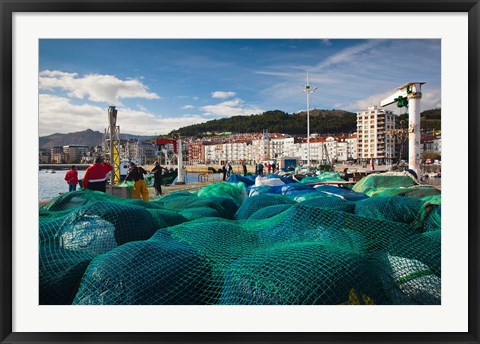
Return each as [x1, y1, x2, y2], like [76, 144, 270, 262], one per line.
[221, 161, 280, 180]
[65, 157, 169, 201]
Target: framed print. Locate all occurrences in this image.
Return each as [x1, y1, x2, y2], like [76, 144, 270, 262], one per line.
[1, 0, 479, 343]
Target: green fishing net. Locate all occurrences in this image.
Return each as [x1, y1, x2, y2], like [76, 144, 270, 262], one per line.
[300, 172, 345, 184]
[352, 172, 441, 198]
[39, 178, 441, 305]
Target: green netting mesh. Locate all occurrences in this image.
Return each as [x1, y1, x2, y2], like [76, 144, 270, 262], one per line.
[352, 172, 417, 192]
[248, 204, 294, 220]
[298, 194, 356, 213]
[257, 204, 414, 254]
[300, 172, 345, 184]
[235, 194, 296, 220]
[388, 230, 441, 277]
[162, 192, 239, 220]
[196, 182, 247, 206]
[39, 177, 441, 305]
[219, 242, 386, 305]
[376, 253, 440, 305]
[421, 195, 442, 232]
[40, 244, 95, 305]
[57, 201, 158, 246]
[355, 196, 424, 226]
[73, 232, 213, 305]
[351, 172, 440, 198]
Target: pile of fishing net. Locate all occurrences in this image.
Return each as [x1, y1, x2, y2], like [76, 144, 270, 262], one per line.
[299, 172, 346, 184]
[352, 171, 441, 198]
[39, 173, 441, 306]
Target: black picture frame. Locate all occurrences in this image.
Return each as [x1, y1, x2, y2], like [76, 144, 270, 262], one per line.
[1, 1, 479, 343]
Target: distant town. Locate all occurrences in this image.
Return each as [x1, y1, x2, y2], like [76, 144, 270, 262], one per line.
[39, 105, 441, 168]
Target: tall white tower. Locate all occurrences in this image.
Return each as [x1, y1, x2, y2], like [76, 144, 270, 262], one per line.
[381, 82, 425, 178]
[302, 73, 317, 170]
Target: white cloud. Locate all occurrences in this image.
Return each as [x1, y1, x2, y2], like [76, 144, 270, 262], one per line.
[201, 98, 263, 117]
[136, 104, 150, 113]
[39, 94, 207, 136]
[39, 70, 160, 105]
[211, 91, 236, 99]
[181, 105, 195, 110]
[315, 40, 383, 71]
[338, 87, 441, 113]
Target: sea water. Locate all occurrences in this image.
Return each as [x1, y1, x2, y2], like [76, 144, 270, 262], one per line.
[38, 169, 204, 201]
[38, 170, 86, 201]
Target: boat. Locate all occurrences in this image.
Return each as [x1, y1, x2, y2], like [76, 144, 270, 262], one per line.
[48, 170, 56, 174]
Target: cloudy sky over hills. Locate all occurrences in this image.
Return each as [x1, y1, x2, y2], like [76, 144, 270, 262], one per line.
[39, 39, 441, 136]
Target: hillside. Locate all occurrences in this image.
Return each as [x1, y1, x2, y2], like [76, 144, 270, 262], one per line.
[39, 129, 154, 149]
[169, 109, 358, 137]
[397, 108, 441, 132]
[39, 108, 441, 148]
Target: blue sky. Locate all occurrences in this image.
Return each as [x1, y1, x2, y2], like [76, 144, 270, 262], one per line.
[39, 39, 441, 136]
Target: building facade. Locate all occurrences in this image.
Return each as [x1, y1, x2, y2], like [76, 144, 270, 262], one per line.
[63, 145, 89, 164]
[357, 105, 396, 162]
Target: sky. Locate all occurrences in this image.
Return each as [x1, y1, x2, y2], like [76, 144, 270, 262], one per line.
[39, 39, 441, 137]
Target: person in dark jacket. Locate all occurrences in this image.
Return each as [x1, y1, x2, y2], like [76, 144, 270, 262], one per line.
[242, 163, 247, 176]
[257, 163, 264, 177]
[82, 157, 112, 192]
[222, 165, 227, 181]
[125, 161, 149, 201]
[150, 161, 164, 196]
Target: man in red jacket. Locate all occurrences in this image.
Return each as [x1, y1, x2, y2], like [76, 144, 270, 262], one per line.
[64, 165, 78, 192]
[82, 157, 113, 192]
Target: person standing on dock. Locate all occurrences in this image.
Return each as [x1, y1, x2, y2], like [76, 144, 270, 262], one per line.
[125, 162, 149, 201]
[222, 164, 227, 181]
[150, 161, 163, 196]
[242, 163, 247, 176]
[64, 165, 78, 192]
[82, 157, 113, 192]
[257, 163, 264, 177]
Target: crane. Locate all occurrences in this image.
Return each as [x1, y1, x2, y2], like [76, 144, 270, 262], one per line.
[380, 82, 425, 178]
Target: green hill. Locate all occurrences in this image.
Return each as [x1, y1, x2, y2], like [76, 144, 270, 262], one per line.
[169, 109, 358, 137]
[397, 108, 441, 132]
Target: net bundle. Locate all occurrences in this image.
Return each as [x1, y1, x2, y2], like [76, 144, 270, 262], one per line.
[352, 172, 441, 198]
[39, 173, 441, 305]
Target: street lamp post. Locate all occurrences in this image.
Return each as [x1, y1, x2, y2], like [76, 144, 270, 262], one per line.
[302, 73, 317, 171]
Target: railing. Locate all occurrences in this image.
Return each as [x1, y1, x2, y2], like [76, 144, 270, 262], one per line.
[39, 164, 90, 170]
[198, 172, 213, 182]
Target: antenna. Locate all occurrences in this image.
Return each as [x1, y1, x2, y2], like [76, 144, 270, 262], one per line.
[302, 72, 317, 171]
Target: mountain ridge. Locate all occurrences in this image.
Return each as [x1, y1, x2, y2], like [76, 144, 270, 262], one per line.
[39, 129, 155, 149]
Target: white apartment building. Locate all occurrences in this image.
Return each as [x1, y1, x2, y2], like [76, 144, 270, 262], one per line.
[251, 131, 271, 163]
[204, 143, 217, 164]
[337, 141, 348, 162]
[270, 137, 295, 160]
[224, 141, 248, 163]
[345, 135, 358, 160]
[357, 105, 396, 161]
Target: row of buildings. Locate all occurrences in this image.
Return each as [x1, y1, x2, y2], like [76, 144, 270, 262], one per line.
[39, 139, 158, 165]
[39, 106, 442, 167]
